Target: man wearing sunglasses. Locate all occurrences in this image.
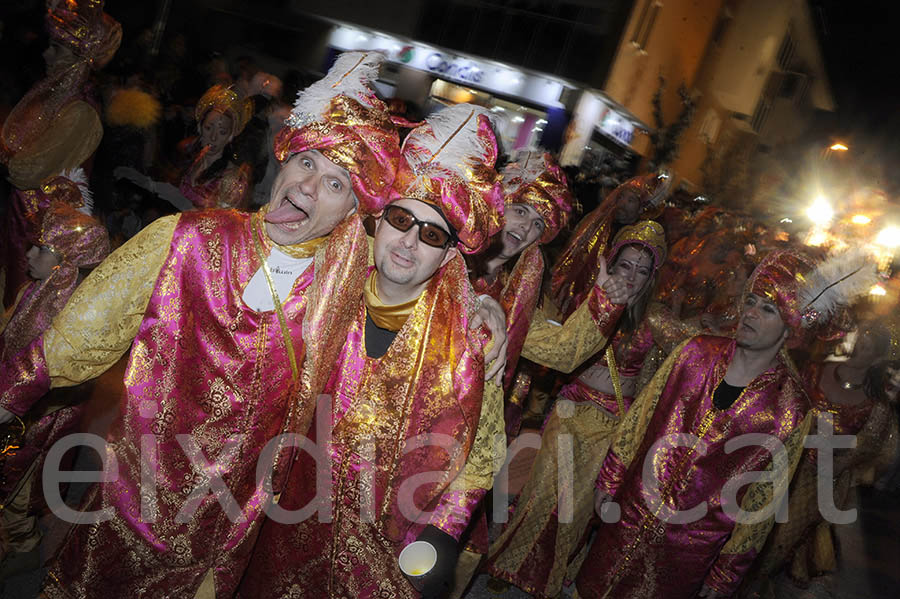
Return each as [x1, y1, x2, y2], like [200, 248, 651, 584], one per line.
[239, 104, 507, 599]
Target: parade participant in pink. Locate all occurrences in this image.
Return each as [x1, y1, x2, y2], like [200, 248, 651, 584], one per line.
[549, 173, 669, 317]
[0, 50, 400, 598]
[749, 321, 899, 593]
[484, 221, 667, 598]
[469, 151, 574, 417]
[0, 175, 109, 557]
[1, 0, 120, 308]
[576, 249, 876, 599]
[238, 103, 506, 599]
[179, 85, 254, 210]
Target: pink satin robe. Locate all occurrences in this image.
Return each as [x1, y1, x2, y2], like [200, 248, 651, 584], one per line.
[42, 210, 365, 598]
[576, 335, 810, 599]
[238, 260, 490, 599]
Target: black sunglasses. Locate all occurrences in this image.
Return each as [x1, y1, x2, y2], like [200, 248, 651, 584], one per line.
[382, 205, 457, 249]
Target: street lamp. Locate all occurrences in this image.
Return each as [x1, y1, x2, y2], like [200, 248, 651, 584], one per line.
[875, 226, 900, 248]
[829, 142, 849, 151]
[807, 196, 834, 226]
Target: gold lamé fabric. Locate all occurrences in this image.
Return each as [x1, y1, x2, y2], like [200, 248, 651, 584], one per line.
[42, 210, 369, 598]
[473, 244, 545, 390]
[274, 94, 400, 215]
[577, 336, 811, 599]
[239, 256, 504, 598]
[645, 301, 703, 355]
[46, 0, 122, 69]
[194, 85, 253, 136]
[745, 249, 818, 349]
[550, 177, 662, 318]
[521, 286, 624, 375]
[0, 215, 175, 418]
[180, 153, 252, 210]
[6, 100, 102, 191]
[486, 381, 638, 597]
[362, 269, 417, 331]
[1, 66, 102, 304]
[608, 220, 667, 269]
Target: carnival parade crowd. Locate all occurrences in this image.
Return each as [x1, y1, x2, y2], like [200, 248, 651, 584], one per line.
[1, 2, 899, 599]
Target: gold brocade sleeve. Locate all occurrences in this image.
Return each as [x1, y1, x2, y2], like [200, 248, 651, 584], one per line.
[520, 292, 619, 374]
[44, 215, 179, 387]
[717, 410, 813, 557]
[609, 338, 691, 467]
[446, 379, 507, 493]
[7, 101, 103, 190]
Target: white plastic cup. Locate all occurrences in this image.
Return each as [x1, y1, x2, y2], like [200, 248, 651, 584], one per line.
[398, 540, 437, 588]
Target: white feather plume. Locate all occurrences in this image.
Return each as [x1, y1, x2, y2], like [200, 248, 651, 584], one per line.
[798, 247, 878, 327]
[60, 167, 93, 215]
[501, 150, 548, 194]
[287, 51, 384, 126]
[404, 103, 498, 179]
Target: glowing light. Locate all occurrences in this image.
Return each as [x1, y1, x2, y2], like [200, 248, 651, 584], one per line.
[806, 230, 828, 246]
[851, 214, 871, 225]
[870, 284, 887, 297]
[875, 226, 900, 248]
[511, 116, 525, 123]
[829, 143, 849, 151]
[806, 196, 834, 225]
[780, 217, 793, 224]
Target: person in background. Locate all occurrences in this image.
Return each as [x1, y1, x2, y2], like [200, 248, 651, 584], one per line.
[0, 173, 109, 566]
[1, 0, 120, 307]
[577, 249, 875, 599]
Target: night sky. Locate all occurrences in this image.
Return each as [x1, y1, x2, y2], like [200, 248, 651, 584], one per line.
[817, 1, 899, 111]
[811, 0, 900, 195]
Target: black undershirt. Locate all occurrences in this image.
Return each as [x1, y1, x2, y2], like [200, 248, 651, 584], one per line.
[365, 311, 398, 359]
[713, 380, 745, 410]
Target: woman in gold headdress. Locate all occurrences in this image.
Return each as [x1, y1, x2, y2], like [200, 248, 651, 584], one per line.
[178, 84, 254, 210]
[114, 84, 254, 211]
[485, 220, 667, 598]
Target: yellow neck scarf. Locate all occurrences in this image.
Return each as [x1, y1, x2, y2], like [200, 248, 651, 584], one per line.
[363, 270, 419, 332]
[254, 211, 329, 258]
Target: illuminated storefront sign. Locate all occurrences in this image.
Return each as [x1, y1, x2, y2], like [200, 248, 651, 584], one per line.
[328, 25, 565, 107]
[599, 109, 635, 146]
[424, 52, 484, 83]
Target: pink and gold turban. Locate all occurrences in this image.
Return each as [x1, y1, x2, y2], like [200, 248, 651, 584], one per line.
[747, 248, 877, 349]
[46, 0, 122, 70]
[501, 151, 573, 244]
[194, 85, 254, 137]
[3, 191, 109, 357]
[609, 172, 671, 212]
[746, 249, 819, 349]
[38, 196, 109, 268]
[273, 51, 400, 215]
[607, 219, 667, 273]
[389, 104, 504, 254]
